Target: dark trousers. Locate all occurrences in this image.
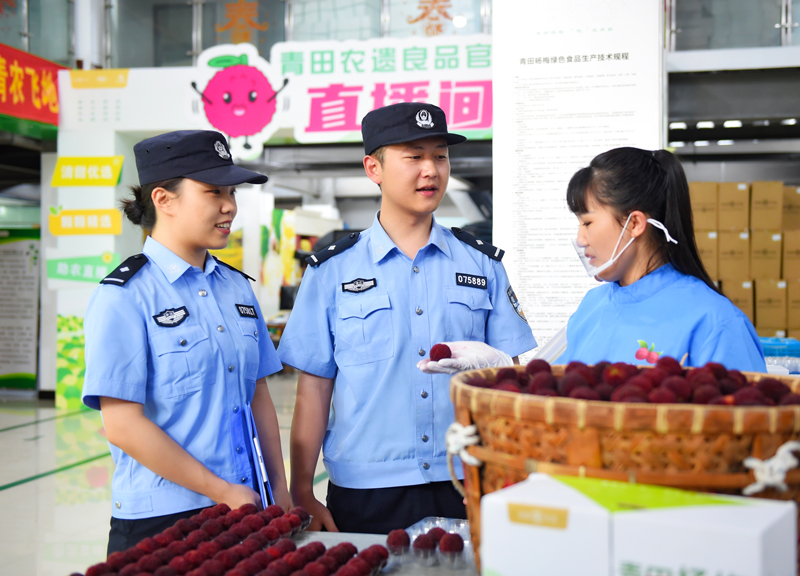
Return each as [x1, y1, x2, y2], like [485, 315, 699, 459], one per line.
[107, 507, 205, 556]
[326, 480, 467, 534]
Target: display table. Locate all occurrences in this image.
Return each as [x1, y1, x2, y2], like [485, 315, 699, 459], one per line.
[294, 531, 479, 575]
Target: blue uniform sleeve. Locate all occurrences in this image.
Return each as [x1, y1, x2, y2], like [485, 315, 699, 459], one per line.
[253, 295, 283, 380]
[484, 260, 537, 358]
[693, 314, 767, 372]
[82, 286, 149, 411]
[277, 266, 337, 378]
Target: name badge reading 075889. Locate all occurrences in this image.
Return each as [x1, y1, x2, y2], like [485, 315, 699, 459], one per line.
[153, 306, 189, 327]
[342, 278, 377, 293]
[236, 304, 258, 318]
[456, 272, 487, 289]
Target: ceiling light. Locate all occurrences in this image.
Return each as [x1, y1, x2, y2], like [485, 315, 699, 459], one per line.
[696, 121, 715, 129]
[723, 120, 742, 128]
[669, 122, 687, 130]
[695, 141, 710, 146]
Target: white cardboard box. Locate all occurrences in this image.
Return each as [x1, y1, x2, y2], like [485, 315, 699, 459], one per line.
[480, 474, 797, 576]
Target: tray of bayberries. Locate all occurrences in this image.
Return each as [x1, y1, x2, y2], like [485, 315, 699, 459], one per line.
[78, 504, 389, 576]
[386, 517, 474, 572]
[457, 353, 800, 406]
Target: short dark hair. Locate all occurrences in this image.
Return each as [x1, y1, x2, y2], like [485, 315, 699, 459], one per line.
[120, 178, 184, 229]
[371, 146, 386, 165]
[566, 147, 718, 293]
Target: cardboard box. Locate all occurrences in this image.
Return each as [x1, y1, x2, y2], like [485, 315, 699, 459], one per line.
[755, 279, 787, 330]
[788, 280, 800, 330]
[721, 280, 754, 324]
[694, 230, 718, 280]
[751, 181, 784, 230]
[750, 231, 782, 279]
[783, 230, 800, 280]
[480, 474, 796, 576]
[718, 182, 750, 230]
[717, 231, 750, 280]
[785, 185, 800, 231]
[688, 181, 718, 230]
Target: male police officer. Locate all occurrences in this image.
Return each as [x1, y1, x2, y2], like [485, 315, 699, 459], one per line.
[278, 102, 536, 533]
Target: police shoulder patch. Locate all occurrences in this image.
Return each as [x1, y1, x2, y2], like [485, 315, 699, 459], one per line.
[306, 232, 360, 267]
[100, 254, 148, 286]
[450, 227, 504, 262]
[213, 256, 256, 282]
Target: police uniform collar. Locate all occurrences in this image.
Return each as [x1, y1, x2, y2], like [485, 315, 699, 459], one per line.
[370, 211, 452, 264]
[608, 263, 681, 305]
[143, 236, 216, 283]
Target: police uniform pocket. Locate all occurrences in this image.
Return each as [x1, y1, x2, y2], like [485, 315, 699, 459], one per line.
[446, 287, 493, 342]
[150, 324, 209, 398]
[237, 318, 259, 381]
[335, 292, 394, 367]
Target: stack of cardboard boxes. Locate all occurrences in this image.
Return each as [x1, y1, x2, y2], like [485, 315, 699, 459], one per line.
[691, 181, 800, 338]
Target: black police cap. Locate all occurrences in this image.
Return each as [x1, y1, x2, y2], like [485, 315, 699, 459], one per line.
[134, 130, 268, 186]
[361, 102, 466, 156]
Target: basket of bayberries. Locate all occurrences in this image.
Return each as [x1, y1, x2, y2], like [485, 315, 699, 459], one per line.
[448, 355, 800, 571]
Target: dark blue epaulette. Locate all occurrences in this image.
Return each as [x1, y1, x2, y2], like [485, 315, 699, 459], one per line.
[306, 232, 360, 267]
[100, 254, 148, 285]
[451, 227, 504, 261]
[213, 256, 256, 282]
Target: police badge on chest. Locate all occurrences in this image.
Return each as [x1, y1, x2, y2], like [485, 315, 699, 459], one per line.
[342, 278, 377, 293]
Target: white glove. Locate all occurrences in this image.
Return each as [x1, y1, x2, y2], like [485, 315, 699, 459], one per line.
[416, 341, 513, 375]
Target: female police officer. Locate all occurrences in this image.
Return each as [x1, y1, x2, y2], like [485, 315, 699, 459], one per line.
[81, 130, 291, 554]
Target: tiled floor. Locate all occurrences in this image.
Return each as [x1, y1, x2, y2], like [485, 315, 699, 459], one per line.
[0, 371, 326, 576]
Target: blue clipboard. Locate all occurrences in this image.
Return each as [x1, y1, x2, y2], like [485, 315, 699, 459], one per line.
[244, 403, 275, 508]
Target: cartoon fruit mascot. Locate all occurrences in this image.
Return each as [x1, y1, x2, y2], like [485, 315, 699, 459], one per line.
[193, 54, 287, 150]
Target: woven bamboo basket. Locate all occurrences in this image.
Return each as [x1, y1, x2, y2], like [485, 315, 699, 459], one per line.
[449, 365, 800, 572]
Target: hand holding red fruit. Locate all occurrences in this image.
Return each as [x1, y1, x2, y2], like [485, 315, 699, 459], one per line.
[291, 490, 338, 532]
[417, 341, 513, 375]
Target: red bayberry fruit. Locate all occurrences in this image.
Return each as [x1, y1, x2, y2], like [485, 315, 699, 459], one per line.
[413, 534, 436, 550]
[285, 513, 302, 530]
[220, 515, 238, 529]
[387, 529, 410, 550]
[214, 549, 240, 570]
[107, 552, 128, 571]
[757, 378, 792, 402]
[648, 388, 677, 404]
[493, 367, 518, 383]
[602, 363, 630, 385]
[264, 545, 284, 560]
[200, 560, 225, 576]
[269, 517, 292, 536]
[86, 563, 112, 576]
[439, 533, 464, 553]
[283, 551, 306, 571]
[243, 513, 266, 531]
[704, 362, 728, 380]
[265, 505, 285, 518]
[276, 538, 297, 554]
[267, 559, 292, 576]
[238, 557, 263, 575]
[719, 377, 743, 395]
[184, 549, 205, 567]
[200, 507, 218, 520]
[137, 537, 161, 553]
[592, 361, 610, 381]
[333, 567, 359, 576]
[119, 564, 139, 576]
[153, 532, 175, 548]
[290, 507, 311, 523]
[569, 386, 600, 400]
[213, 531, 238, 550]
[686, 368, 718, 390]
[239, 503, 259, 516]
[316, 555, 339, 572]
[345, 557, 371, 576]
[259, 525, 280, 543]
[247, 531, 269, 548]
[241, 537, 262, 555]
[565, 360, 589, 373]
[733, 387, 766, 405]
[168, 557, 191, 575]
[525, 359, 552, 375]
[595, 383, 614, 400]
[225, 569, 248, 576]
[640, 368, 669, 387]
[529, 371, 557, 392]
[558, 372, 588, 397]
[197, 540, 221, 560]
[185, 529, 210, 548]
[213, 503, 231, 515]
[780, 393, 800, 405]
[611, 384, 647, 403]
[167, 541, 191, 557]
[494, 380, 521, 393]
[227, 509, 247, 523]
[304, 562, 330, 576]
[200, 519, 224, 537]
[655, 356, 683, 376]
[693, 384, 722, 404]
[661, 376, 691, 402]
[429, 343, 452, 361]
[727, 370, 747, 387]
[154, 566, 177, 576]
[137, 555, 163, 573]
[230, 522, 253, 540]
[427, 527, 446, 543]
[626, 376, 653, 395]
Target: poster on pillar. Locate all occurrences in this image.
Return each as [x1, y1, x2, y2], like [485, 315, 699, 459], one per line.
[491, 0, 663, 356]
[191, 43, 285, 161]
[270, 34, 493, 144]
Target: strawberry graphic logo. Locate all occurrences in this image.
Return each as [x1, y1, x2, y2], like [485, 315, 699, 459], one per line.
[635, 340, 662, 364]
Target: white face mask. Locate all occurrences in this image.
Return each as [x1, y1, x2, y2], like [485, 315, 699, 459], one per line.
[571, 214, 678, 279]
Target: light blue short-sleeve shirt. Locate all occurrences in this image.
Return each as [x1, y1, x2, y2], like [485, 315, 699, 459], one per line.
[557, 263, 766, 372]
[82, 236, 282, 519]
[278, 213, 537, 489]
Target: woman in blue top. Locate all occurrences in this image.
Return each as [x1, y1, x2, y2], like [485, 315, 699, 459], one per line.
[557, 147, 766, 372]
[81, 130, 291, 555]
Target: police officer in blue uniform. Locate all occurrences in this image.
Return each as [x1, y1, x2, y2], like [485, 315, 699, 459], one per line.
[279, 103, 537, 533]
[557, 147, 765, 371]
[81, 130, 291, 555]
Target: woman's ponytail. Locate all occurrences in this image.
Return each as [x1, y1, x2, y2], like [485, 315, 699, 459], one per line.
[119, 178, 183, 230]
